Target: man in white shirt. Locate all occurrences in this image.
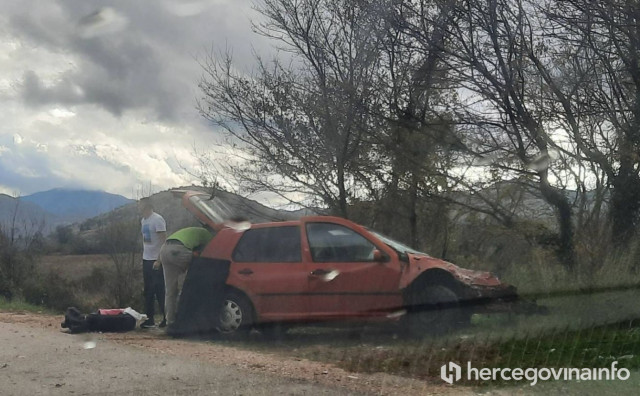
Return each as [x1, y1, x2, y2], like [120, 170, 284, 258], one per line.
[138, 197, 167, 328]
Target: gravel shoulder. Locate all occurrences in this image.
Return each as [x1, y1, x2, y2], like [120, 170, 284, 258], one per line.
[0, 311, 462, 395]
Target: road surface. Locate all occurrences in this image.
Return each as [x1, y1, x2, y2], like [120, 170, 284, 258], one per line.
[0, 320, 361, 395]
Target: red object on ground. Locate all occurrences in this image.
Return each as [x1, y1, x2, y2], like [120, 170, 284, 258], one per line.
[98, 309, 126, 316]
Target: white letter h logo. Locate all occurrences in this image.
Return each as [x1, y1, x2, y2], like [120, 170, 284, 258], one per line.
[441, 362, 461, 384]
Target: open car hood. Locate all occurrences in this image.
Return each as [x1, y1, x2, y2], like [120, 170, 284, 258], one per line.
[175, 190, 229, 231]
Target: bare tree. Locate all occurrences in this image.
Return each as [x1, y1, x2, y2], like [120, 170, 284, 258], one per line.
[198, 0, 640, 264]
[198, 0, 385, 218]
[0, 196, 45, 299]
[538, 0, 640, 244]
[394, 0, 581, 267]
[98, 218, 140, 307]
[364, 0, 461, 247]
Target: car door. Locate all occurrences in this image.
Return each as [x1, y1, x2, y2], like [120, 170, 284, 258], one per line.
[303, 222, 402, 318]
[229, 225, 310, 321]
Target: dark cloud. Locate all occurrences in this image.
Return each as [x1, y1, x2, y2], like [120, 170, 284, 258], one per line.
[22, 70, 84, 107]
[8, 7, 71, 50]
[9, 0, 268, 122]
[1, 0, 274, 196]
[16, 15, 181, 119]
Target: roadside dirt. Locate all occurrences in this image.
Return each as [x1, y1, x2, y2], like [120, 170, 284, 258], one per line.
[0, 310, 464, 395]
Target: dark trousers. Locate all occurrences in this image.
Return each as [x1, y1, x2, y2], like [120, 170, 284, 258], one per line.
[142, 259, 165, 322]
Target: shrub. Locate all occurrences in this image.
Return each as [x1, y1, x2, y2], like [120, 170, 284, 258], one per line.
[22, 272, 80, 312]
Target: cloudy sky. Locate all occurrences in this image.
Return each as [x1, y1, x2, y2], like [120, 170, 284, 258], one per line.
[0, 0, 270, 198]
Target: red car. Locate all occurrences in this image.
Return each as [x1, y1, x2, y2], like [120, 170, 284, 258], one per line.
[180, 190, 519, 335]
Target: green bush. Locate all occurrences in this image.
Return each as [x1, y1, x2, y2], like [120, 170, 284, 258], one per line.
[22, 272, 83, 312]
[0, 238, 37, 300]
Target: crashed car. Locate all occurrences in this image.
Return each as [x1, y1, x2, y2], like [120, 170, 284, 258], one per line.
[179, 190, 522, 335]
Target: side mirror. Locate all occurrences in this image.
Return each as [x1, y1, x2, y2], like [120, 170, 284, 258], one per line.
[373, 249, 388, 263]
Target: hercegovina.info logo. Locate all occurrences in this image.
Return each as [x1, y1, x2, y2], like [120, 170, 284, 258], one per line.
[441, 361, 631, 386]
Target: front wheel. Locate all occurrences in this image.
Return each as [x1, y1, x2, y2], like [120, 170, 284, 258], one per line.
[216, 292, 253, 336]
[405, 284, 469, 336]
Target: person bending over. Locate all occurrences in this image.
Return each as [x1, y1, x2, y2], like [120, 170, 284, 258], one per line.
[158, 226, 214, 327]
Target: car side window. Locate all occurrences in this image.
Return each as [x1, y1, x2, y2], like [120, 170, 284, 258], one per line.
[233, 226, 301, 262]
[306, 223, 376, 262]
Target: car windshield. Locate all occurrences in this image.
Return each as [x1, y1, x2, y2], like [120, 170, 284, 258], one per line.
[368, 229, 426, 256]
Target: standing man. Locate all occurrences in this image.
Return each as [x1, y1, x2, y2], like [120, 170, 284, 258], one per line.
[158, 226, 214, 328]
[138, 197, 167, 328]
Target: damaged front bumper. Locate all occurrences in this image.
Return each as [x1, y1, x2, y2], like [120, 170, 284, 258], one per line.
[460, 284, 547, 315]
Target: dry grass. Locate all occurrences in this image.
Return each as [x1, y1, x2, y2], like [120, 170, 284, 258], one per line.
[37, 254, 132, 280]
[26, 254, 143, 312]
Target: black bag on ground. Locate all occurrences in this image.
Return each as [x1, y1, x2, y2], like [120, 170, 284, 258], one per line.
[61, 307, 89, 333]
[61, 307, 136, 333]
[86, 312, 136, 332]
[167, 257, 231, 337]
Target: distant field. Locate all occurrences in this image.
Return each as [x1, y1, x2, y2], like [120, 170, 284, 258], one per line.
[38, 254, 141, 280]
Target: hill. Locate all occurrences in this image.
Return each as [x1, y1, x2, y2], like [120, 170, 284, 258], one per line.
[22, 189, 133, 224]
[77, 187, 319, 238]
[0, 194, 60, 235]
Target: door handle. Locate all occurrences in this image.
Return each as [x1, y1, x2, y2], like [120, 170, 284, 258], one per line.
[238, 268, 254, 275]
[309, 269, 331, 276]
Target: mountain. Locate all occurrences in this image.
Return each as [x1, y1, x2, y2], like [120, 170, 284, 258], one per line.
[22, 189, 133, 224]
[0, 194, 60, 235]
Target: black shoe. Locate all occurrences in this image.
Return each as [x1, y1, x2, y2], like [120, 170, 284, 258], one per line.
[140, 319, 156, 329]
[159, 319, 167, 328]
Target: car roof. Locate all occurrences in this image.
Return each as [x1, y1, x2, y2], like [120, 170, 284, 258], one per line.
[248, 215, 350, 228]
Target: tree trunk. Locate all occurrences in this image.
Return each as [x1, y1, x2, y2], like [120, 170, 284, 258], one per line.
[337, 164, 349, 219]
[539, 175, 575, 270]
[611, 6, 640, 244]
[409, 172, 419, 248]
[610, 160, 640, 245]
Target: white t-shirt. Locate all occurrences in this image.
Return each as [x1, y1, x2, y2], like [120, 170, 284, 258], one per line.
[141, 212, 166, 260]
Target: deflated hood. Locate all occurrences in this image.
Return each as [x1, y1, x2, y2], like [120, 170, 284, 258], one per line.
[404, 253, 504, 288]
[448, 265, 504, 287]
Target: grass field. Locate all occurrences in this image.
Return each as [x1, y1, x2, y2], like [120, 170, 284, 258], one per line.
[29, 254, 143, 313]
[0, 297, 54, 314]
[37, 254, 134, 280]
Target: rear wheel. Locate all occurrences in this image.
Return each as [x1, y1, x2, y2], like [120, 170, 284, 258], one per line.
[216, 292, 253, 336]
[405, 284, 469, 336]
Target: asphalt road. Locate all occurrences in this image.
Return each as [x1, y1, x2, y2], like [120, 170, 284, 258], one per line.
[0, 321, 360, 395]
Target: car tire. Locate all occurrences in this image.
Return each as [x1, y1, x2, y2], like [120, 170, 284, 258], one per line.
[405, 284, 469, 336]
[216, 292, 253, 336]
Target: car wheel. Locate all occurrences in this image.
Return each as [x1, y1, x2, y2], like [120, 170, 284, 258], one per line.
[406, 284, 469, 336]
[216, 292, 253, 336]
